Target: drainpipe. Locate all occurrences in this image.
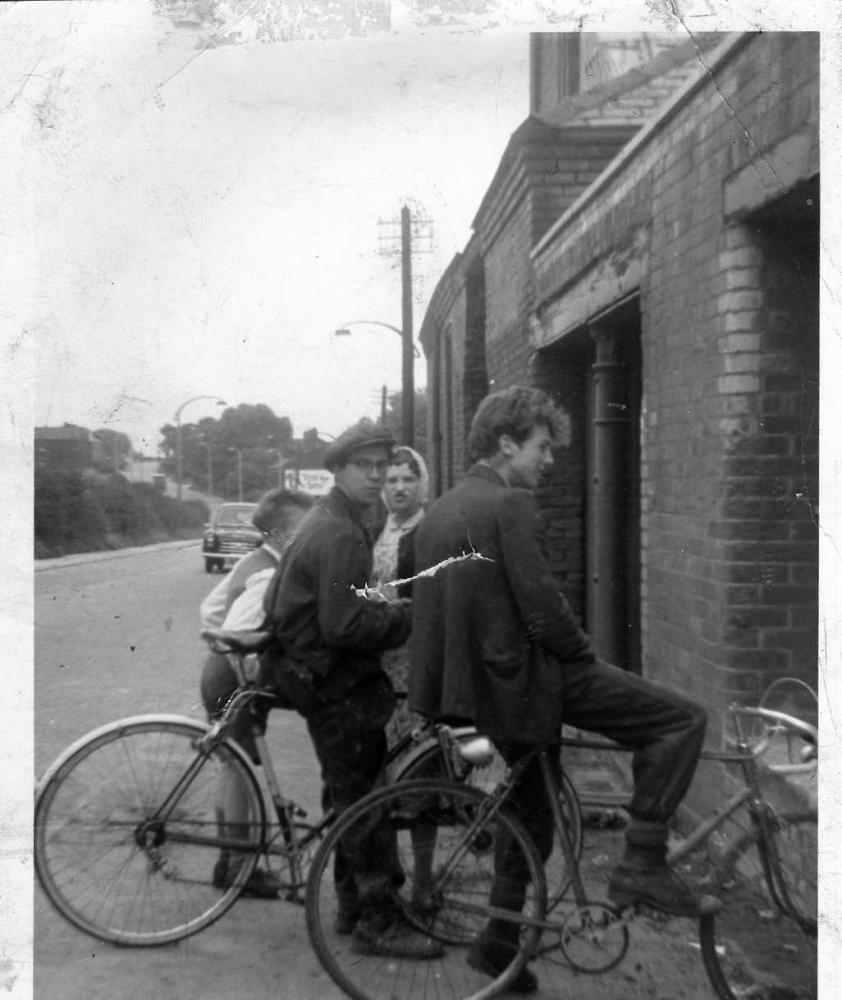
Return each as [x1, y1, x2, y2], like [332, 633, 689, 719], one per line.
[586, 324, 629, 667]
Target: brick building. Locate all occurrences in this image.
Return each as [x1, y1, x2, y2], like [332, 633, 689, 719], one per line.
[34, 424, 105, 473]
[420, 32, 819, 774]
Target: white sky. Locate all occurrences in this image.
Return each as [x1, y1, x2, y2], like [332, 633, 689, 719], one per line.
[8, 0, 541, 450]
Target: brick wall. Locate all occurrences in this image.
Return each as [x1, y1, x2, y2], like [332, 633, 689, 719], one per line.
[530, 33, 819, 752]
[478, 125, 639, 395]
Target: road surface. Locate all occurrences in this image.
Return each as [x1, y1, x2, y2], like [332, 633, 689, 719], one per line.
[34, 543, 340, 1000]
[32, 543, 753, 1000]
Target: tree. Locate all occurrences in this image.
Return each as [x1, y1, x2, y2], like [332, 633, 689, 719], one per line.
[159, 403, 295, 500]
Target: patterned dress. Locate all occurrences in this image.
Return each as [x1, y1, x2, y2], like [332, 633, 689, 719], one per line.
[371, 508, 425, 746]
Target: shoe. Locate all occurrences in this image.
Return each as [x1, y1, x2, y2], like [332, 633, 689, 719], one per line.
[607, 864, 720, 917]
[334, 905, 361, 936]
[351, 912, 445, 960]
[466, 941, 538, 995]
[411, 887, 444, 917]
[212, 857, 281, 899]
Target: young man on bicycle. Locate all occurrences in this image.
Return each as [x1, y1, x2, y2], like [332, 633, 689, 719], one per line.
[200, 486, 313, 898]
[409, 385, 718, 993]
[262, 422, 444, 961]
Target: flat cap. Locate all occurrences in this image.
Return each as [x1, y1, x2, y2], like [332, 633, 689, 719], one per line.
[324, 421, 396, 471]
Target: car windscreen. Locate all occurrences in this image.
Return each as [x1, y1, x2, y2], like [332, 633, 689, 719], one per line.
[215, 505, 257, 527]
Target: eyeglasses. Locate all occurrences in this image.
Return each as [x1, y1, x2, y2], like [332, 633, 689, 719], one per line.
[349, 459, 390, 475]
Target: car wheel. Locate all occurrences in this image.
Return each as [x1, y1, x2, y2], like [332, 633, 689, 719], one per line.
[204, 558, 216, 574]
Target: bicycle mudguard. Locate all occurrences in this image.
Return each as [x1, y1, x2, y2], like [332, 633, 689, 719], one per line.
[35, 714, 220, 794]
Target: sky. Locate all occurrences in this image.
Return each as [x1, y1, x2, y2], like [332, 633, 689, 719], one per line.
[9, 1, 838, 456]
[7, 0, 545, 452]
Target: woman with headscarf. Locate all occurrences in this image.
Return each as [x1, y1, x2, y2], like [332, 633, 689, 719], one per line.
[371, 445, 429, 743]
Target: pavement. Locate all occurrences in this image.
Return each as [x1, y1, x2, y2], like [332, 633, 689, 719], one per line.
[34, 537, 202, 571]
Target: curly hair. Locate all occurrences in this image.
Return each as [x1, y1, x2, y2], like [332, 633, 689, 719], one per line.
[466, 386, 563, 461]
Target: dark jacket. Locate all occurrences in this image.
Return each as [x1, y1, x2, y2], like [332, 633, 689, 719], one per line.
[409, 464, 595, 744]
[263, 486, 411, 702]
[395, 527, 418, 600]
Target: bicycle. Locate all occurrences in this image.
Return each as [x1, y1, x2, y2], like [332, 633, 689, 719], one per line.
[305, 697, 818, 1000]
[34, 626, 583, 947]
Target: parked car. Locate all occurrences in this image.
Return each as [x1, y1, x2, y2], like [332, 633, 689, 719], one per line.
[202, 502, 261, 573]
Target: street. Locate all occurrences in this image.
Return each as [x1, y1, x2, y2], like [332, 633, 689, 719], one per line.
[34, 543, 342, 1000]
[34, 544, 732, 1000]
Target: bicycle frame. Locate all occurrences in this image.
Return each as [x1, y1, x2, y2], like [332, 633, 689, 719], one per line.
[192, 637, 481, 898]
[554, 706, 815, 874]
[432, 701, 817, 936]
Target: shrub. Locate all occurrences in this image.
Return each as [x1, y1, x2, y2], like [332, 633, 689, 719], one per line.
[34, 469, 210, 558]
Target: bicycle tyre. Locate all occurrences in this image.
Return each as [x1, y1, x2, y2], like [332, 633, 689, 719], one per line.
[699, 812, 817, 1000]
[305, 778, 547, 1000]
[394, 737, 583, 907]
[35, 715, 267, 945]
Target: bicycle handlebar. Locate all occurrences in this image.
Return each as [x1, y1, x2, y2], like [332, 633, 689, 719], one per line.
[729, 704, 818, 757]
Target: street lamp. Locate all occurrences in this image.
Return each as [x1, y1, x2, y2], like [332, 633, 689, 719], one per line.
[174, 395, 226, 503]
[267, 447, 285, 488]
[334, 320, 420, 447]
[228, 446, 243, 502]
[203, 439, 214, 497]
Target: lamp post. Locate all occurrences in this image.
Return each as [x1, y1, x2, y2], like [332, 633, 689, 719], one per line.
[203, 440, 214, 497]
[228, 447, 243, 502]
[333, 320, 420, 446]
[268, 447, 285, 488]
[174, 395, 226, 503]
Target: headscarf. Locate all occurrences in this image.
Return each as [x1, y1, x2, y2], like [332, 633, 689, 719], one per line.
[385, 445, 429, 512]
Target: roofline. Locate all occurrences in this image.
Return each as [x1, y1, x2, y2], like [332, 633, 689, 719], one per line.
[531, 32, 752, 261]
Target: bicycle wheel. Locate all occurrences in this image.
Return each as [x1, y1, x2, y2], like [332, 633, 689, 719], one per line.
[699, 812, 817, 1000]
[35, 715, 267, 945]
[394, 737, 583, 907]
[305, 778, 547, 1000]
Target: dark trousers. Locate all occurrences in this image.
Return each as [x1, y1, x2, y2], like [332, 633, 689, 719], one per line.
[487, 658, 707, 942]
[304, 671, 399, 911]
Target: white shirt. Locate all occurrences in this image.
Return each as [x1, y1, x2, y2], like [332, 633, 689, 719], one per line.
[222, 567, 277, 631]
[199, 541, 282, 631]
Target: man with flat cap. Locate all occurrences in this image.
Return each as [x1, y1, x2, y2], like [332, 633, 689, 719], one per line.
[262, 420, 442, 960]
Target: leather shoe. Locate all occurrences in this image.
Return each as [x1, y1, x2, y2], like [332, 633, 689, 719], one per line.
[466, 941, 538, 995]
[351, 913, 445, 960]
[212, 857, 281, 899]
[608, 864, 720, 917]
[411, 887, 444, 917]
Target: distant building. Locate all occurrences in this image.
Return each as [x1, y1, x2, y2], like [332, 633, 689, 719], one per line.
[34, 424, 105, 473]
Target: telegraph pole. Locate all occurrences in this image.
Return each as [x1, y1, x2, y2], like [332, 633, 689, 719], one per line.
[400, 205, 414, 446]
[377, 204, 433, 449]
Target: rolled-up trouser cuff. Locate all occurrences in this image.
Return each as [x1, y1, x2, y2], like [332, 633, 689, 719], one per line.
[625, 818, 669, 849]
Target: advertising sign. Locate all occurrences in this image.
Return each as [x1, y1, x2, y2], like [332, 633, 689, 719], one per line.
[284, 468, 334, 496]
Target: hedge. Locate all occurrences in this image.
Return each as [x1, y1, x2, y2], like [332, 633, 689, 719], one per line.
[34, 469, 209, 559]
